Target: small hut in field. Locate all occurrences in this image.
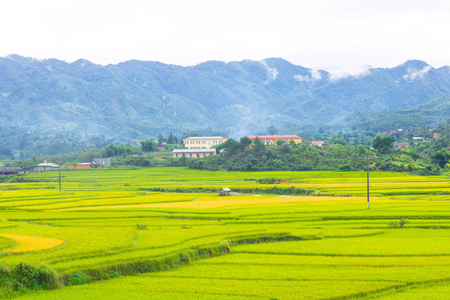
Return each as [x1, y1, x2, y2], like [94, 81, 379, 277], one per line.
[219, 187, 231, 196]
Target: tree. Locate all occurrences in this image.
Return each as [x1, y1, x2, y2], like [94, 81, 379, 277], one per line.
[267, 125, 279, 135]
[240, 136, 252, 149]
[372, 135, 395, 154]
[280, 143, 291, 154]
[357, 144, 366, 155]
[104, 142, 116, 157]
[432, 148, 450, 168]
[140, 139, 156, 152]
[252, 137, 266, 153]
[168, 133, 175, 144]
[329, 137, 347, 146]
[184, 132, 199, 138]
[218, 139, 242, 156]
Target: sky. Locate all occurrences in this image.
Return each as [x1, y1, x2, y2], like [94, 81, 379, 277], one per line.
[1, 0, 450, 77]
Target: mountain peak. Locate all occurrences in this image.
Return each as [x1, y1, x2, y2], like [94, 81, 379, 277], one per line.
[394, 60, 433, 82]
[5, 54, 35, 63]
[71, 59, 94, 66]
[399, 60, 431, 69]
[193, 60, 227, 71]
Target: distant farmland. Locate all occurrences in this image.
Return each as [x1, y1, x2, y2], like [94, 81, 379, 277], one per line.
[1, 167, 449, 299]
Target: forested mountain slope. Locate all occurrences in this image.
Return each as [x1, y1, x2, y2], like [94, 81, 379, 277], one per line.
[1, 55, 449, 140]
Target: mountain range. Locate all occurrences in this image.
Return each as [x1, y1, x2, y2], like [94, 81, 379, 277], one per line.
[1, 55, 449, 140]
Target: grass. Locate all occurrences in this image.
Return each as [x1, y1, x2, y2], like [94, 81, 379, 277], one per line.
[0, 167, 448, 299]
[15, 275, 403, 300]
[234, 229, 450, 256]
[0, 236, 16, 250]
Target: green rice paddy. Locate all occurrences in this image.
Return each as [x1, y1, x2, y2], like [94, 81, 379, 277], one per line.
[0, 167, 449, 299]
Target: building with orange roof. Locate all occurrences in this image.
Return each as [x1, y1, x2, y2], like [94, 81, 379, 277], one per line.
[247, 135, 302, 145]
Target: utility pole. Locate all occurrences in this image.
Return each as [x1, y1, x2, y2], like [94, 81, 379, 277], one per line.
[367, 148, 370, 209]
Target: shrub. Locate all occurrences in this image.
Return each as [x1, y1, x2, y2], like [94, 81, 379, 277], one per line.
[65, 271, 91, 286]
[389, 218, 408, 228]
[136, 224, 148, 230]
[11, 263, 61, 291]
[0, 265, 13, 297]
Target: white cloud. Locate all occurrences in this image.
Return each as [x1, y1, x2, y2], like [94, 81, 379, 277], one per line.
[0, 0, 450, 74]
[327, 65, 372, 81]
[294, 75, 310, 82]
[259, 60, 279, 83]
[310, 69, 322, 80]
[402, 65, 432, 81]
[294, 69, 322, 82]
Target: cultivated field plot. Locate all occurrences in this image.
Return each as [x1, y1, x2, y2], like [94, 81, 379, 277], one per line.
[0, 167, 449, 299]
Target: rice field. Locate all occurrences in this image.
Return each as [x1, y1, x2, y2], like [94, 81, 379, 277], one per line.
[0, 167, 449, 299]
[0, 234, 65, 254]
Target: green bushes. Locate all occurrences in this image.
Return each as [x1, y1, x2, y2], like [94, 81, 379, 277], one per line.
[62, 243, 232, 284]
[123, 155, 156, 167]
[13, 263, 61, 290]
[140, 185, 314, 196]
[136, 224, 148, 230]
[0, 263, 62, 297]
[182, 142, 440, 175]
[389, 218, 408, 228]
[0, 265, 13, 298]
[64, 271, 91, 286]
[257, 178, 282, 184]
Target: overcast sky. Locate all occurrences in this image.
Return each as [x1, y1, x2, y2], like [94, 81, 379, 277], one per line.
[1, 0, 449, 76]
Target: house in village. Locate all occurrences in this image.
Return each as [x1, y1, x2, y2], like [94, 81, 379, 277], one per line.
[173, 149, 216, 158]
[182, 136, 227, 149]
[247, 135, 302, 145]
[311, 141, 324, 147]
[394, 143, 409, 149]
[67, 158, 111, 169]
[157, 141, 168, 152]
[219, 187, 231, 196]
[311, 141, 338, 147]
[0, 167, 24, 175]
[93, 158, 111, 168]
[383, 129, 405, 135]
[35, 161, 59, 171]
[67, 162, 91, 169]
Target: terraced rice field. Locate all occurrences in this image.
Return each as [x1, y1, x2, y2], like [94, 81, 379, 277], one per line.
[0, 167, 449, 299]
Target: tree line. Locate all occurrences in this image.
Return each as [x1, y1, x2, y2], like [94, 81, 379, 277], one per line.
[2, 129, 448, 176]
[185, 135, 448, 175]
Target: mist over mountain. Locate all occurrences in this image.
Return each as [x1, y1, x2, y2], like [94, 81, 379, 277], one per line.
[1, 55, 449, 140]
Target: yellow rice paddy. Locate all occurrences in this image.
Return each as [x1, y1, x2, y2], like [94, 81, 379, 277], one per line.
[0, 234, 65, 253]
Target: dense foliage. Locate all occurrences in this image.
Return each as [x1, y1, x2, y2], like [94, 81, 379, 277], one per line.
[0, 126, 111, 160]
[372, 135, 395, 154]
[186, 137, 445, 175]
[352, 96, 450, 132]
[2, 124, 448, 176]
